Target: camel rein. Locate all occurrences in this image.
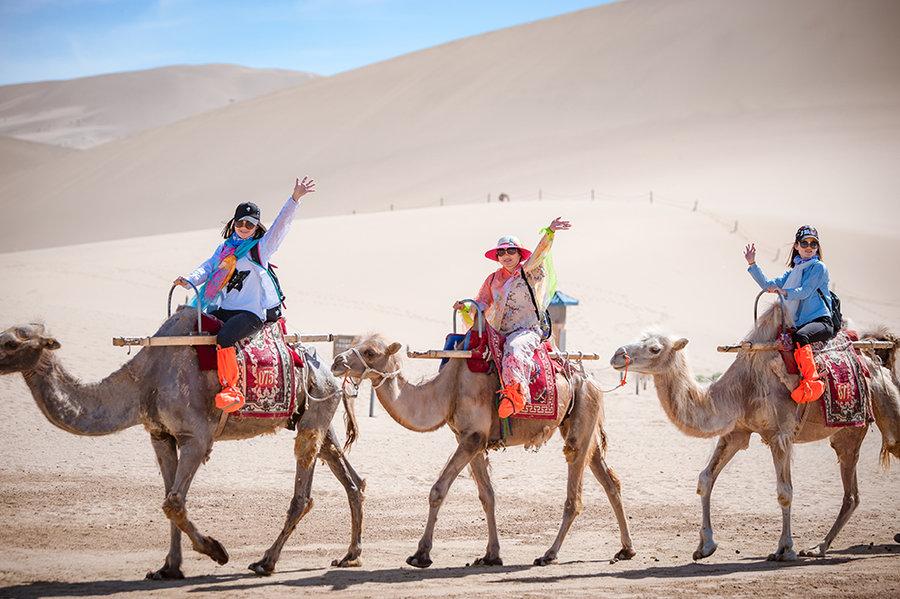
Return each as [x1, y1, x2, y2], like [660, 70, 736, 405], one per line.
[344, 347, 402, 392]
[597, 349, 630, 393]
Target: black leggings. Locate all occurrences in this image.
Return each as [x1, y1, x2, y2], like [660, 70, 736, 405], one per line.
[212, 309, 265, 347]
[792, 316, 834, 347]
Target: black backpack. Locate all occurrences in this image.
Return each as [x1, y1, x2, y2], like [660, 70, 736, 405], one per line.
[817, 288, 842, 332]
[249, 244, 286, 306]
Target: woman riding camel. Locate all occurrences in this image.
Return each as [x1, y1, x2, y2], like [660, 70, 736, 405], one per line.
[744, 225, 834, 404]
[454, 217, 571, 418]
[174, 176, 316, 413]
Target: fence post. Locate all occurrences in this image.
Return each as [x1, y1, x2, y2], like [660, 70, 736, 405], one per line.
[538, 188, 542, 201]
[692, 200, 698, 212]
[369, 385, 375, 417]
[591, 189, 595, 201]
[731, 220, 738, 233]
[773, 247, 780, 262]
[487, 193, 491, 203]
[439, 197, 444, 206]
[390, 204, 394, 211]
[649, 191, 653, 204]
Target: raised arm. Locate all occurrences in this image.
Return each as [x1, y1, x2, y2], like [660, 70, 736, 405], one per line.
[257, 176, 316, 264]
[744, 243, 789, 292]
[523, 216, 571, 272]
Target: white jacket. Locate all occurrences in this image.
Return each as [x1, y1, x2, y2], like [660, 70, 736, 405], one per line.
[186, 197, 299, 320]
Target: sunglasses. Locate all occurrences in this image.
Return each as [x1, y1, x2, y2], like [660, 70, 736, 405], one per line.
[235, 219, 257, 230]
[496, 247, 519, 257]
[798, 240, 818, 249]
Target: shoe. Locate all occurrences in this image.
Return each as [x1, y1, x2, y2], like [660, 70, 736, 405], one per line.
[215, 346, 246, 413]
[498, 382, 526, 418]
[791, 343, 825, 404]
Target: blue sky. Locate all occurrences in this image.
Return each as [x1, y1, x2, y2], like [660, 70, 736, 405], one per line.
[0, 0, 613, 85]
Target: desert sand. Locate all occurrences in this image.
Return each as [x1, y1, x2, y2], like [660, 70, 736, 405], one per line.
[1, 0, 899, 597]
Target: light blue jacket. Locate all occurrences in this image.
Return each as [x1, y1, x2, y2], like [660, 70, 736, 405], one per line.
[747, 257, 831, 327]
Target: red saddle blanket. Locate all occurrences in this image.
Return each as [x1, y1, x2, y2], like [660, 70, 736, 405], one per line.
[194, 315, 299, 418]
[466, 326, 561, 420]
[780, 330, 870, 427]
[813, 331, 870, 428]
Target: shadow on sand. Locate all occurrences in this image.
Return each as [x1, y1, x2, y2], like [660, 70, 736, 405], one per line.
[3, 551, 896, 598]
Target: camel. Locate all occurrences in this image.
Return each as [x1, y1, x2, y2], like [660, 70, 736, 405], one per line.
[609, 304, 900, 561]
[0, 309, 366, 579]
[331, 334, 634, 567]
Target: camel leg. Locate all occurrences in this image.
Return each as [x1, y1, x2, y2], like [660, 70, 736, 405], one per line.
[589, 448, 636, 562]
[406, 433, 484, 568]
[534, 434, 593, 566]
[800, 427, 866, 557]
[319, 427, 366, 568]
[248, 429, 320, 575]
[468, 452, 502, 566]
[767, 435, 798, 561]
[693, 430, 751, 560]
[146, 434, 185, 580]
[162, 436, 229, 566]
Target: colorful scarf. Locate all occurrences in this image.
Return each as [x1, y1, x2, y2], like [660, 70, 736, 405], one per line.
[193, 233, 259, 310]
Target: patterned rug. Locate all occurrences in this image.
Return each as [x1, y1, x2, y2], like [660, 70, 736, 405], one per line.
[812, 331, 870, 428]
[465, 326, 559, 420]
[193, 316, 298, 418]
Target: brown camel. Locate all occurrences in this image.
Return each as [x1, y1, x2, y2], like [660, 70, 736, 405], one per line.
[331, 334, 634, 567]
[0, 309, 365, 579]
[609, 304, 900, 561]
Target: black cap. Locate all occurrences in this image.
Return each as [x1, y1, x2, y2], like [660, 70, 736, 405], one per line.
[795, 225, 818, 242]
[234, 202, 260, 225]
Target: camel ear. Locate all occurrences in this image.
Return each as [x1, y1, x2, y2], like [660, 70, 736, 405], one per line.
[672, 338, 689, 351]
[386, 342, 402, 355]
[41, 337, 61, 350]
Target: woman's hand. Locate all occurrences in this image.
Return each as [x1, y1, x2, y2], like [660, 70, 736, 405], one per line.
[549, 216, 571, 232]
[453, 301, 465, 311]
[173, 277, 190, 289]
[292, 176, 316, 202]
[766, 286, 787, 297]
[744, 243, 757, 265]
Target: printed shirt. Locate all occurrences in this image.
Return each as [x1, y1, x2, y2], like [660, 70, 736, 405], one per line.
[187, 197, 299, 320]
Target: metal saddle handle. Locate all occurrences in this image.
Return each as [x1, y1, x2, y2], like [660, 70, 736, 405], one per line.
[753, 289, 789, 330]
[452, 299, 485, 337]
[167, 281, 204, 334]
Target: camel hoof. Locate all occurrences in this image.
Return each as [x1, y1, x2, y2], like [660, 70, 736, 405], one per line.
[766, 549, 798, 562]
[331, 556, 362, 568]
[248, 561, 273, 576]
[406, 554, 432, 569]
[799, 544, 827, 558]
[205, 537, 229, 565]
[693, 542, 718, 561]
[612, 547, 636, 563]
[145, 566, 185, 580]
[533, 555, 557, 566]
[472, 556, 503, 567]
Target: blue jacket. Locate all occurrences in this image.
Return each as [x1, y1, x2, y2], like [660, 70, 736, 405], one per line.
[747, 258, 831, 327]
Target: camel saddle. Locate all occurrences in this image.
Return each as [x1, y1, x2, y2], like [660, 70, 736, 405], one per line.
[194, 314, 302, 419]
[779, 330, 871, 428]
[443, 326, 566, 421]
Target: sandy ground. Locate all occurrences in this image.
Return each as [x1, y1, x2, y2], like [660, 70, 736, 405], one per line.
[0, 200, 898, 598]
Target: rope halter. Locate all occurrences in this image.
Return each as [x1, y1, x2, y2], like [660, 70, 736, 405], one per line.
[346, 347, 402, 391]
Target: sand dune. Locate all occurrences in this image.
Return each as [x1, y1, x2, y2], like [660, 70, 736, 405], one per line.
[0, 64, 317, 149]
[2, 0, 898, 252]
[0, 135, 72, 178]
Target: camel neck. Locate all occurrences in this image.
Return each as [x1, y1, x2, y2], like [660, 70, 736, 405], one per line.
[22, 352, 143, 436]
[652, 354, 739, 439]
[373, 361, 453, 432]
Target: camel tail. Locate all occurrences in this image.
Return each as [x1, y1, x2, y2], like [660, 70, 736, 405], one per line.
[341, 388, 359, 453]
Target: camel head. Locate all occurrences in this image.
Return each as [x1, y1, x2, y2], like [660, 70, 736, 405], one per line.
[0, 323, 61, 374]
[610, 331, 689, 375]
[331, 334, 402, 383]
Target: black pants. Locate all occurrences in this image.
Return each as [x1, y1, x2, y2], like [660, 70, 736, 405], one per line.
[212, 306, 282, 347]
[792, 316, 834, 347]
